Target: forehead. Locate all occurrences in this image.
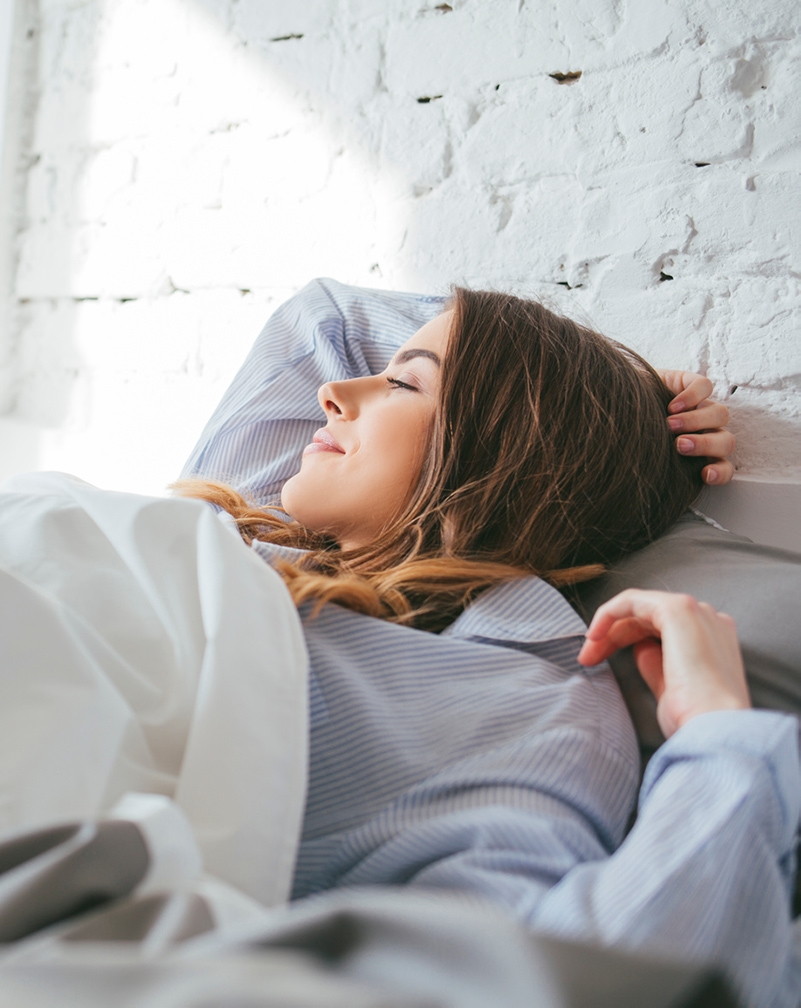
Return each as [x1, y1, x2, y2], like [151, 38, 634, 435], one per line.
[393, 310, 452, 361]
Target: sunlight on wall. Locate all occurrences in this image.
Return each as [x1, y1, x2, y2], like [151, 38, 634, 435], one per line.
[3, 0, 801, 491]
[12, 0, 408, 494]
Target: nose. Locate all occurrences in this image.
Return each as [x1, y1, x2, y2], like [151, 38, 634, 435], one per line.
[317, 377, 365, 420]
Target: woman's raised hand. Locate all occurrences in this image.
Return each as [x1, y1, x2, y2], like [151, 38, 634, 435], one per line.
[657, 369, 736, 486]
[578, 589, 751, 739]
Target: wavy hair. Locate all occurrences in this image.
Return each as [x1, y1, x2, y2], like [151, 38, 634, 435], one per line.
[174, 289, 704, 632]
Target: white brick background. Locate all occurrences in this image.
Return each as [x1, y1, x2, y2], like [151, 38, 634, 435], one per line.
[0, 0, 799, 494]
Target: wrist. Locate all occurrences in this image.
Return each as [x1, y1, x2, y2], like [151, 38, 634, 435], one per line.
[645, 710, 801, 850]
[674, 697, 751, 732]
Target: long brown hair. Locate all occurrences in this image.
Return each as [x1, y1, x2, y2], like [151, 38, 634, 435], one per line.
[174, 289, 703, 632]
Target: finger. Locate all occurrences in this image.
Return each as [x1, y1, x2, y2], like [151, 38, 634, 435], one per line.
[584, 594, 653, 640]
[658, 370, 712, 403]
[667, 400, 730, 433]
[591, 591, 750, 735]
[578, 616, 656, 665]
[702, 459, 735, 485]
[584, 589, 672, 642]
[661, 372, 714, 413]
[585, 590, 708, 649]
[676, 430, 737, 458]
[632, 638, 665, 699]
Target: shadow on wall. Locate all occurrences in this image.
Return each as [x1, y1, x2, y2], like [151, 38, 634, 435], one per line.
[1, 0, 97, 478]
[724, 394, 801, 479]
[185, 0, 800, 481]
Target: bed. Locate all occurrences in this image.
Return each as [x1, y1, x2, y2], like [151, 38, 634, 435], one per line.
[0, 317, 799, 1006]
[0, 474, 798, 1007]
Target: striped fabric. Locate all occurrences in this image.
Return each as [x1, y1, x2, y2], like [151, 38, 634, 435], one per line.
[183, 279, 801, 1008]
[182, 279, 445, 505]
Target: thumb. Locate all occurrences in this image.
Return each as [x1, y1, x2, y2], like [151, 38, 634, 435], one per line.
[633, 638, 665, 701]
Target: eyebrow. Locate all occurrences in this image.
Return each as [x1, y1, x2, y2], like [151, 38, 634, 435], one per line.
[390, 348, 442, 367]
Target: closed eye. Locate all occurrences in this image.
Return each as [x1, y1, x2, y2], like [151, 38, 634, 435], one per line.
[386, 376, 418, 391]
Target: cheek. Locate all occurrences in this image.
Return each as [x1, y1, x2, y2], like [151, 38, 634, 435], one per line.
[281, 405, 434, 538]
[368, 414, 430, 487]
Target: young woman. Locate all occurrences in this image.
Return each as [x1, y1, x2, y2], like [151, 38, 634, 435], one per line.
[178, 279, 798, 1008]
[179, 280, 732, 627]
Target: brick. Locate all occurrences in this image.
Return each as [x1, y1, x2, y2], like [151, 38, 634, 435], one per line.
[1, 0, 799, 486]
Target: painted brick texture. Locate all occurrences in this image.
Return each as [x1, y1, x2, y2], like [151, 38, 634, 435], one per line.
[1, 0, 799, 491]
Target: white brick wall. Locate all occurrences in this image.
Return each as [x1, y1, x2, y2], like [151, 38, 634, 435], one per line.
[0, 0, 21, 414]
[0, 2, 13, 161]
[1, 0, 799, 493]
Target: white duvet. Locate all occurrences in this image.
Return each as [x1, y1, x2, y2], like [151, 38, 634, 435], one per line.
[0, 472, 309, 908]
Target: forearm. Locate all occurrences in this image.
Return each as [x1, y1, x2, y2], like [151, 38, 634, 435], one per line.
[396, 711, 798, 1006]
[531, 710, 800, 1008]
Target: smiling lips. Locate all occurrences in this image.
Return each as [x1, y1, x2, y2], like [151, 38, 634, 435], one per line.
[303, 428, 346, 455]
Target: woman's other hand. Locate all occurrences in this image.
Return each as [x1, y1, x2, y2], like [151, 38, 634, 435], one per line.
[657, 369, 736, 486]
[578, 589, 751, 739]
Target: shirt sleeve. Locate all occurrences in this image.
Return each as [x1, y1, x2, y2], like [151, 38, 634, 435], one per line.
[180, 278, 444, 506]
[410, 709, 801, 1008]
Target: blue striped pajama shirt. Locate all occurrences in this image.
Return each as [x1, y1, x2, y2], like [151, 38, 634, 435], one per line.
[182, 278, 800, 1007]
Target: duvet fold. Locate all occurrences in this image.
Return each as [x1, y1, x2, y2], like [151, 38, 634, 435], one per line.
[0, 471, 309, 908]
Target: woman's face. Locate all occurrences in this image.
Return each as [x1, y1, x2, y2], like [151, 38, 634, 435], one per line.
[281, 310, 451, 549]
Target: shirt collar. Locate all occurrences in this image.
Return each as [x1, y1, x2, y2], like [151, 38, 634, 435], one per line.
[250, 538, 309, 566]
[236, 521, 587, 644]
[214, 511, 311, 566]
[442, 575, 587, 644]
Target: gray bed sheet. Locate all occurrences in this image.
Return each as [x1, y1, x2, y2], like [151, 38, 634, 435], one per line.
[0, 816, 740, 1008]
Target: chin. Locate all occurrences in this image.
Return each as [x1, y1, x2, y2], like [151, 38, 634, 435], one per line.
[279, 478, 294, 514]
[280, 473, 307, 519]
[281, 477, 329, 537]
[280, 482, 308, 521]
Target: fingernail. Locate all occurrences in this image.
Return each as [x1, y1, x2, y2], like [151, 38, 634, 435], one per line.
[667, 416, 682, 432]
[705, 468, 718, 483]
[677, 438, 693, 454]
[668, 399, 685, 414]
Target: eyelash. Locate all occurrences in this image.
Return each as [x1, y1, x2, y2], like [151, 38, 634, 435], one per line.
[386, 376, 417, 392]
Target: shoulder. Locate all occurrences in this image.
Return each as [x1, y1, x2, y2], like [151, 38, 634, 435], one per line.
[443, 576, 639, 768]
[301, 596, 640, 852]
[442, 575, 588, 644]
